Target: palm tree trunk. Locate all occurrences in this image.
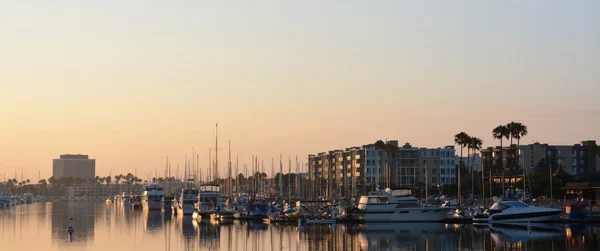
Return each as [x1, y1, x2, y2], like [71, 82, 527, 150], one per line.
[466, 147, 471, 201]
[472, 150, 476, 202]
[501, 139, 505, 200]
[458, 147, 462, 205]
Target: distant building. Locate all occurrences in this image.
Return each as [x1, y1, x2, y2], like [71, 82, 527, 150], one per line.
[418, 146, 457, 187]
[308, 141, 456, 198]
[457, 154, 482, 172]
[52, 154, 96, 180]
[65, 184, 143, 198]
[481, 140, 599, 179]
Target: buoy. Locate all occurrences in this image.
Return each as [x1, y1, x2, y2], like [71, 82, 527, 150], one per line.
[67, 217, 74, 234]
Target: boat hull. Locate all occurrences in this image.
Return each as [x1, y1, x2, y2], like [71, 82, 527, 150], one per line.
[474, 211, 562, 223]
[143, 201, 163, 210]
[362, 207, 451, 222]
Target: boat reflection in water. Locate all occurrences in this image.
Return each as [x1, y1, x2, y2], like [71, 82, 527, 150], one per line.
[489, 223, 564, 250]
[143, 210, 163, 233]
[198, 218, 220, 250]
[4, 202, 600, 251]
[357, 223, 453, 251]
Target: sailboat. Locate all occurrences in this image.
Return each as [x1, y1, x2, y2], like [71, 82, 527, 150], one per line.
[213, 139, 235, 221]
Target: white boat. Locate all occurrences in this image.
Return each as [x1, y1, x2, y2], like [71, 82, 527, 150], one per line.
[23, 193, 34, 204]
[177, 187, 199, 216]
[142, 184, 166, 210]
[0, 194, 12, 208]
[121, 193, 132, 206]
[356, 188, 451, 222]
[196, 185, 221, 220]
[472, 201, 562, 223]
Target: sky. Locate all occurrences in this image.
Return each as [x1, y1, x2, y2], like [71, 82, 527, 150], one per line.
[1, 1, 599, 182]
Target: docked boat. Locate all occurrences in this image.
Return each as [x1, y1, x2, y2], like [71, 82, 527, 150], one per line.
[121, 193, 132, 206]
[195, 185, 221, 220]
[131, 195, 142, 209]
[0, 194, 12, 208]
[247, 195, 269, 220]
[23, 193, 34, 204]
[142, 184, 166, 210]
[472, 201, 562, 223]
[162, 196, 174, 213]
[177, 187, 199, 216]
[356, 188, 450, 222]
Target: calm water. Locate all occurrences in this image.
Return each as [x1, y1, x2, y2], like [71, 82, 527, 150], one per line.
[1, 202, 599, 251]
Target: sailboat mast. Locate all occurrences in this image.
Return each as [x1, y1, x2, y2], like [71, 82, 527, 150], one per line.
[228, 139, 232, 199]
[215, 123, 219, 181]
[288, 156, 291, 201]
[279, 154, 283, 202]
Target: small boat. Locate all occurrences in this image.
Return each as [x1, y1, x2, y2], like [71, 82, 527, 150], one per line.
[247, 196, 269, 220]
[121, 193, 132, 206]
[473, 201, 562, 223]
[162, 196, 174, 213]
[131, 195, 142, 209]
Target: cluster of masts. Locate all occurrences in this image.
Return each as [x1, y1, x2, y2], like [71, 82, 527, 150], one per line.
[151, 123, 306, 201]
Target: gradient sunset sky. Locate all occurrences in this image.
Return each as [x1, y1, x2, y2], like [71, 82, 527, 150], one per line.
[1, 1, 599, 181]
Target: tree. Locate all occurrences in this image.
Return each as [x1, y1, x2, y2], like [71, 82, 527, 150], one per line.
[105, 176, 112, 185]
[454, 132, 470, 204]
[469, 136, 483, 199]
[492, 124, 510, 199]
[511, 122, 528, 170]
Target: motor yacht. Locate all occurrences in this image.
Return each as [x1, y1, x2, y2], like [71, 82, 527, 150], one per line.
[472, 201, 562, 223]
[356, 188, 450, 222]
[142, 184, 166, 210]
[193, 185, 221, 221]
[177, 187, 199, 216]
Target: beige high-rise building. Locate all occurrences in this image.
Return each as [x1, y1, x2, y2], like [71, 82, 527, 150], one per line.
[52, 154, 96, 180]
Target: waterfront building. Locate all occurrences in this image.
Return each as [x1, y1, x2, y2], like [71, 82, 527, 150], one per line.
[52, 154, 96, 180]
[65, 184, 144, 198]
[481, 140, 599, 179]
[308, 141, 456, 198]
[418, 146, 457, 187]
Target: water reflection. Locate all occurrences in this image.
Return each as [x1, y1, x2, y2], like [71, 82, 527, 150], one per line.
[1, 202, 600, 250]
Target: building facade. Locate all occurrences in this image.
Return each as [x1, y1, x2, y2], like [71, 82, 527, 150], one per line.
[65, 184, 143, 198]
[482, 140, 599, 179]
[53, 154, 96, 180]
[418, 146, 456, 187]
[308, 141, 456, 198]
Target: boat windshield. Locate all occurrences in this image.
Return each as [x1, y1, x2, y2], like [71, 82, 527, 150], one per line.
[389, 189, 412, 197]
[503, 201, 529, 208]
[490, 201, 529, 210]
[358, 196, 390, 205]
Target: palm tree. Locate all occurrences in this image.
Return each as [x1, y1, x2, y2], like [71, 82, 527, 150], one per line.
[469, 137, 483, 199]
[105, 176, 112, 185]
[511, 122, 528, 170]
[492, 125, 510, 198]
[454, 132, 470, 204]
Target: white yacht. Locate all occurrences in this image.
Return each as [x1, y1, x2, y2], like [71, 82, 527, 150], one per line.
[177, 187, 199, 216]
[472, 201, 562, 223]
[357, 188, 450, 222]
[195, 185, 221, 219]
[142, 184, 166, 210]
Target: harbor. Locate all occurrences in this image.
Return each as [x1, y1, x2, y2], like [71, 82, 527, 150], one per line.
[2, 201, 600, 250]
